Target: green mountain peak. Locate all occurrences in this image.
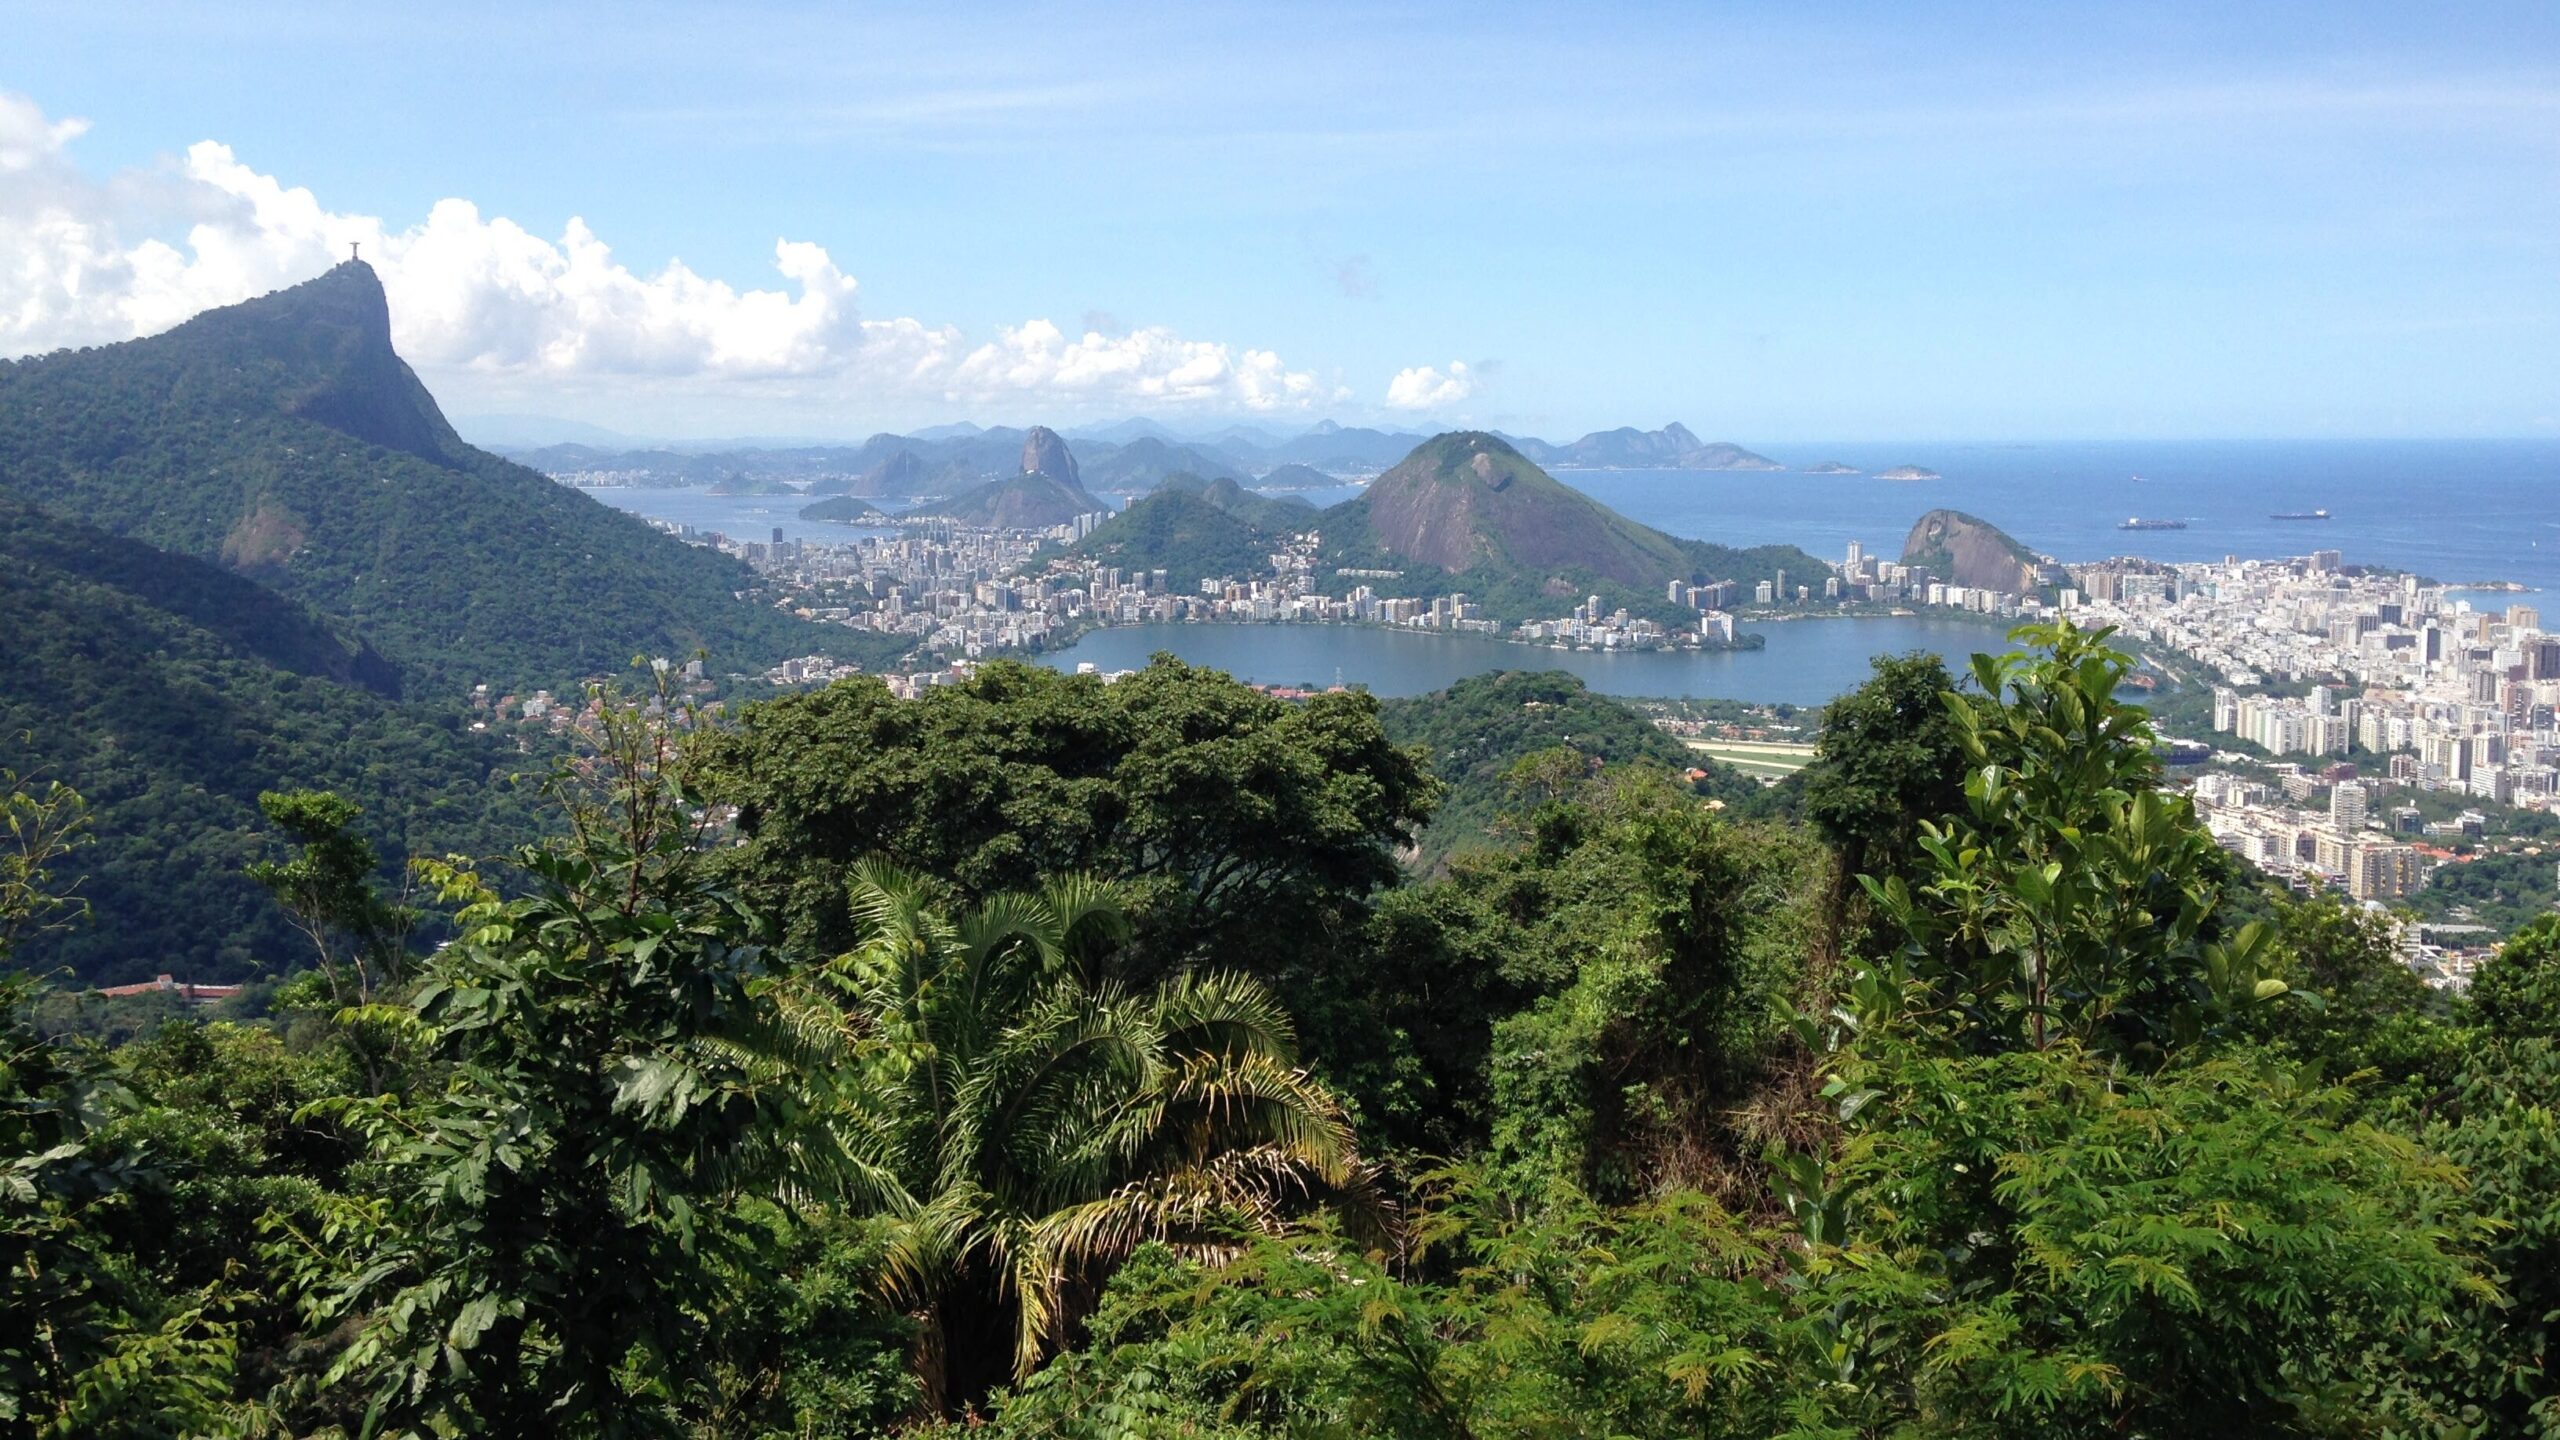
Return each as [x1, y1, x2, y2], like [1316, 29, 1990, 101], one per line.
[0, 263, 870, 692]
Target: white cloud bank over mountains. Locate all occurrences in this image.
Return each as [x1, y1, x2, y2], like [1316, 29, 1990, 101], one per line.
[1385, 360, 1477, 411]
[0, 92, 1469, 425]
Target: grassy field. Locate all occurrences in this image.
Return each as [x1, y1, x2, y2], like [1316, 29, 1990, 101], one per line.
[1683, 737, 1817, 781]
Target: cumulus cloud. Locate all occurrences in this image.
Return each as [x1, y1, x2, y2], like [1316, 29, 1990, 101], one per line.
[0, 92, 1335, 416]
[1385, 359, 1477, 411]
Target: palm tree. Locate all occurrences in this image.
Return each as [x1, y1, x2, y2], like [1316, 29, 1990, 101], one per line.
[824, 862, 1366, 1415]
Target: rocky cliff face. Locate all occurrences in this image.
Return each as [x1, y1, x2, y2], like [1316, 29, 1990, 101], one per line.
[1901, 509, 2041, 593]
[1019, 425, 1081, 485]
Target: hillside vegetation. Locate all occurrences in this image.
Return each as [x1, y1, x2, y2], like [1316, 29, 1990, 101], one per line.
[7, 627, 2551, 1437]
[0, 262, 848, 694]
[1067, 491, 1264, 590]
[1378, 669, 1756, 864]
[0, 499, 542, 984]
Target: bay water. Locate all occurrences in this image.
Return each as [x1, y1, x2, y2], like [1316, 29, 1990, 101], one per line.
[594, 439, 2559, 700]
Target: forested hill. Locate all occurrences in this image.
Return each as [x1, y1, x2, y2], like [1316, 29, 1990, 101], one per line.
[0, 261, 846, 693]
[0, 498, 541, 986]
[1321, 432, 1824, 624]
[1378, 669, 1755, 863]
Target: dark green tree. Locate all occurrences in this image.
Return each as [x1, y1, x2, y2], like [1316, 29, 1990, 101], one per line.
[983, 1177, 1829, 1440]
[1854, 623, 2285, 1059]
[1372, 670, 1753, 866]
[2472, 914, 2560, 1042]
[1787, 626, 2488, 1436]
[706, 657, 1438, 981]
[2244, 889, 2468, 1116]
[1797, 650, 1972, 885]
[2362, 916, 2560, 1435]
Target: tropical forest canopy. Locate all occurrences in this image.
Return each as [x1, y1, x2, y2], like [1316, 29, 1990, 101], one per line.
[6, 623, 2559, 1437]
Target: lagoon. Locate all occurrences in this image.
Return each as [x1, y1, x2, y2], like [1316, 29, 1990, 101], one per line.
[1035, 616, 2007, 705]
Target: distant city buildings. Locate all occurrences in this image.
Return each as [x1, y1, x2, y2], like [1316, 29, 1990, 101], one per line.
[2049, 552, 2558, 810]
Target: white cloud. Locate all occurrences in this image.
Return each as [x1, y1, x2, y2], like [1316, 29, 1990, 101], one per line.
[0, 92, 1333, 418]
[1385, 360, 1476, 410]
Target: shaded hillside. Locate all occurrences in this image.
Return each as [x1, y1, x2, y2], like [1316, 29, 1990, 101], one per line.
[1321, 433, 1821, 623]
[1902, 509, 2042, 593]
[1378, 670, 1754, 865]
[1261, 422, 1427, 471]
[1158, 472, 1318, 530]
[1079, 436, 1248, 490]
[0, 262, 853, 692]
[0, 498, 542, 986]
[1256, 462, 1341, 490]
[821, 447, 950, 497]
[930, 472, 1096, 529]
[1067, 478, 1304, 591]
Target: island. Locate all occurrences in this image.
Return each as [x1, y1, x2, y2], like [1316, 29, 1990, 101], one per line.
[799, 495, 887, 525]
[706, 472, 801, 496]
[1875, 465, 1942, 481]
[1801, 461, 1862, 475]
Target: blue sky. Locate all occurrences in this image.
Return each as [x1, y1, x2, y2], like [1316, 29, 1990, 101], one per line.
[3, 0, 2555, 441]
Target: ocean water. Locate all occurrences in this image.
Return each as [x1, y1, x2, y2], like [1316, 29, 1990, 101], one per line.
[1554, 440, 2560, 598]
[585, 443, 2560, 596]
[585, 486, 922, 546]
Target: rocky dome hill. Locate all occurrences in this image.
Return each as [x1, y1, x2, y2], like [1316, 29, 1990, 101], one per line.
[1320, 433, 1819, 617]
[1020, 425, 1081, 484]
[1901, 509, 2044, 593]
[1328, 433, 1689, 586]
[926, 425, 1099, 528]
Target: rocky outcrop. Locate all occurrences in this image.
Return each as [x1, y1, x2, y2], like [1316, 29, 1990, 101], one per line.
[1901, 509, 2041, 593]
[1019, 426, 1081, 485]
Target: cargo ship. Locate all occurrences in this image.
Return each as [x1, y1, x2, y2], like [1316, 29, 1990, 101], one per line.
[2118, 517, 2188, 531]
[2269, 509, 2331, 520]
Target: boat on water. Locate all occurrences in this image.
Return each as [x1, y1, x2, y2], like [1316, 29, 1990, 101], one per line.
[2270, 509, 2332, 520]
[2118, 517, 2188, 531]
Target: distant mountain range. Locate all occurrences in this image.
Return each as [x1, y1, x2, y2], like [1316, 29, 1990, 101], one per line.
[1503, 423, 1782, 472]
[502, 419, 1799, 493]
[1057, 434, 1818, 628]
